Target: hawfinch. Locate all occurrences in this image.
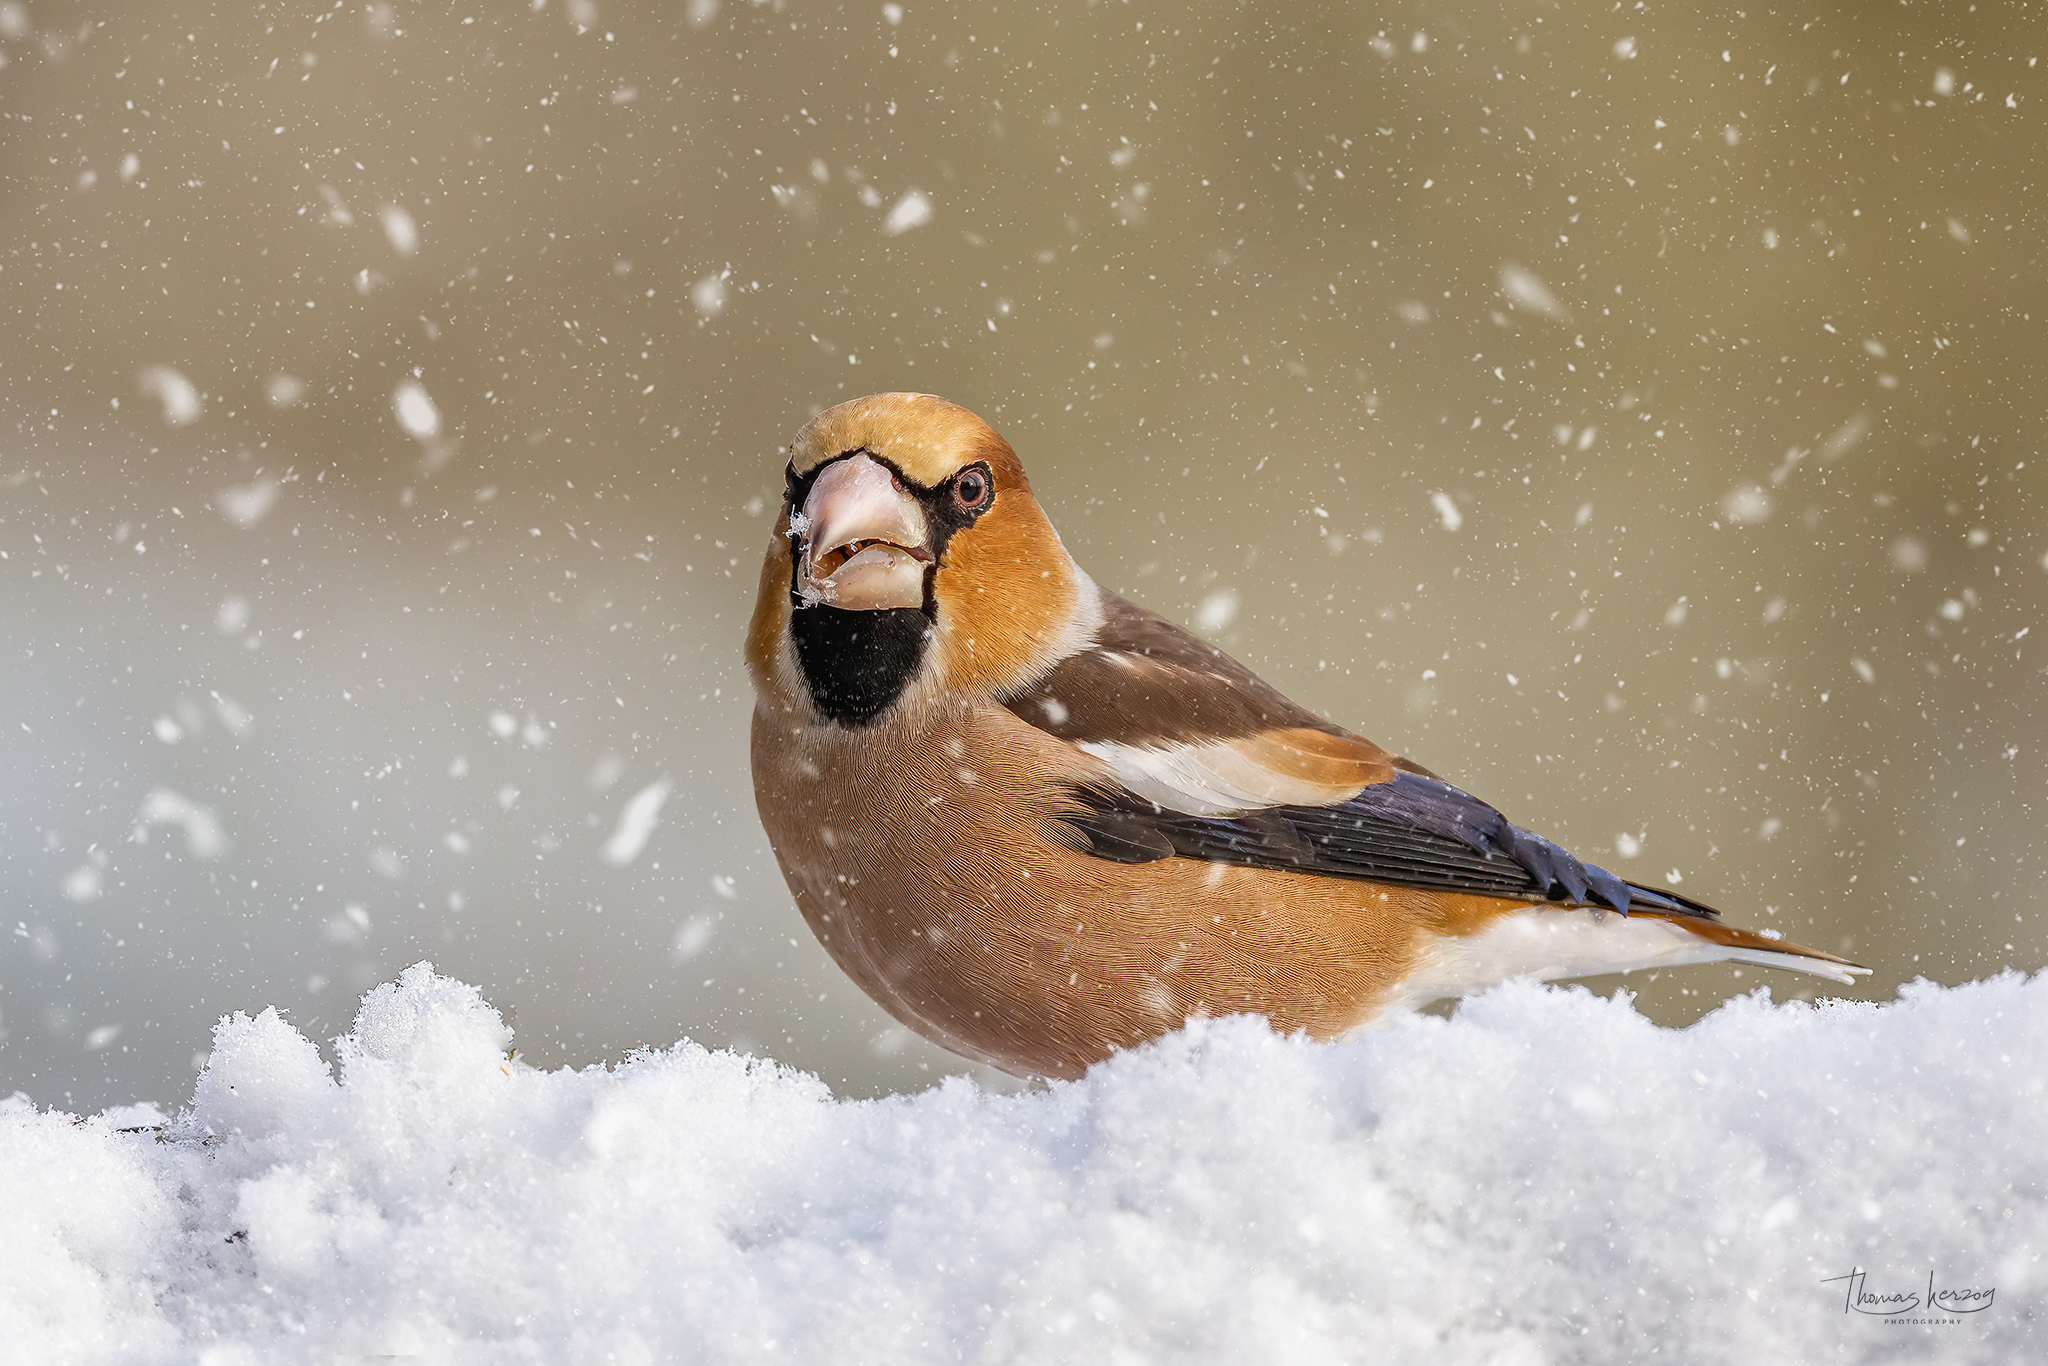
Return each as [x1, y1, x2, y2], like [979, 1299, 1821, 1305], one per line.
[746, 393, 1866, 1080]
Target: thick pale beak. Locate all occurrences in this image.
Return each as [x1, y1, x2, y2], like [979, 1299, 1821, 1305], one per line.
[790, 454, 932, 610]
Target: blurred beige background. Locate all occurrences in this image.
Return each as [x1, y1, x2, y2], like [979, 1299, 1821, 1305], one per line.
[2, 0, 2043, 1108]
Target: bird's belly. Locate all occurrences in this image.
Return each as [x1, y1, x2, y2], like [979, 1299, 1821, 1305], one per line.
[751, 707, 1513, 1078]
[761, 793, 1447, 1077]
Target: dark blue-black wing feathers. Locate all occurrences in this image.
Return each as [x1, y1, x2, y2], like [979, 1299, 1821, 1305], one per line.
[1064, 770, 1695, 919]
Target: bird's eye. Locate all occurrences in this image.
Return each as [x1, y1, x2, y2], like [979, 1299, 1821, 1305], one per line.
[952, 466, 993, 513]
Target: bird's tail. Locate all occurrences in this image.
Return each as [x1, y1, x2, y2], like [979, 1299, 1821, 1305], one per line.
[1389, 897, 1870, 1010]
[1628, 908, 1867, 985]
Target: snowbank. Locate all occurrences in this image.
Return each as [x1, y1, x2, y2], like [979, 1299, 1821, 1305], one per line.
[3, 965, 2041, 1363]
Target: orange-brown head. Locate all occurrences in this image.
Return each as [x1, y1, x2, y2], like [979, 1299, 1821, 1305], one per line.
[745, 394, 1100, 727]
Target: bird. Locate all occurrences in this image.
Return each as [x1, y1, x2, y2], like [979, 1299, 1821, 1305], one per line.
[745, 392, 1867, 1080]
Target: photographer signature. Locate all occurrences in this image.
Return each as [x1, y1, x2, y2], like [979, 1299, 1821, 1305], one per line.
[1822, 1267, 1996, 1318]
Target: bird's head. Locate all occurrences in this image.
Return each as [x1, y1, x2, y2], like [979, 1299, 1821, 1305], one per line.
[746, 393, 1098, 727]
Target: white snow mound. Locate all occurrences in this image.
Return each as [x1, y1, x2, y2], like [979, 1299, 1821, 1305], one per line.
[2, 963, 2042, 1361]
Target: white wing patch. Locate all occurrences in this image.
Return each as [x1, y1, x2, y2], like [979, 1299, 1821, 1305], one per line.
[1076, 738, 1365, 816]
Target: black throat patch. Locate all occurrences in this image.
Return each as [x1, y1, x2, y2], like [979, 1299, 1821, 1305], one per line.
[782, 448, 989, 727]
[788, 603, 932, 727]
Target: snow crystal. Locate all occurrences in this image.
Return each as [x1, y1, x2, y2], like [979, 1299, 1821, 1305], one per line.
[670, 914, 716, 962]
[4, 965, 2043, 1360]
[602, 778, 671, 865]
[1821, 412, 1871, 460]
[380, 205, 418, 255]
[1430, 490, 1463, 531]
[136, 365, 202, 427]
[317, 184, 355, 226]
[133, 788, 228, 860]
[265, 372, 307, 409]
[391, 380, 442, 439]
[322, 905, 372, 946]
[586, 752, 628, 792]
[216, 476, 281, 529]
[1499, 261, 1571, 321]
[882, 189, 934, 236]
[1194, 589, 1238, 633]
[61, 864, 102, 903]
[691, 272, 728, 318]
[1721, 484, 1773, 525]
[210, 693, 254, 738]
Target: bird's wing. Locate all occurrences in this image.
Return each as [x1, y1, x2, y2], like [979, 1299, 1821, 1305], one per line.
[1002, 590, 1658, 917]
[1055, 770, 1652, 915]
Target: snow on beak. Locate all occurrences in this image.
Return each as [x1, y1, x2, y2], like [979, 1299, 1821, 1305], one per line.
[790, 453, 933, 611]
